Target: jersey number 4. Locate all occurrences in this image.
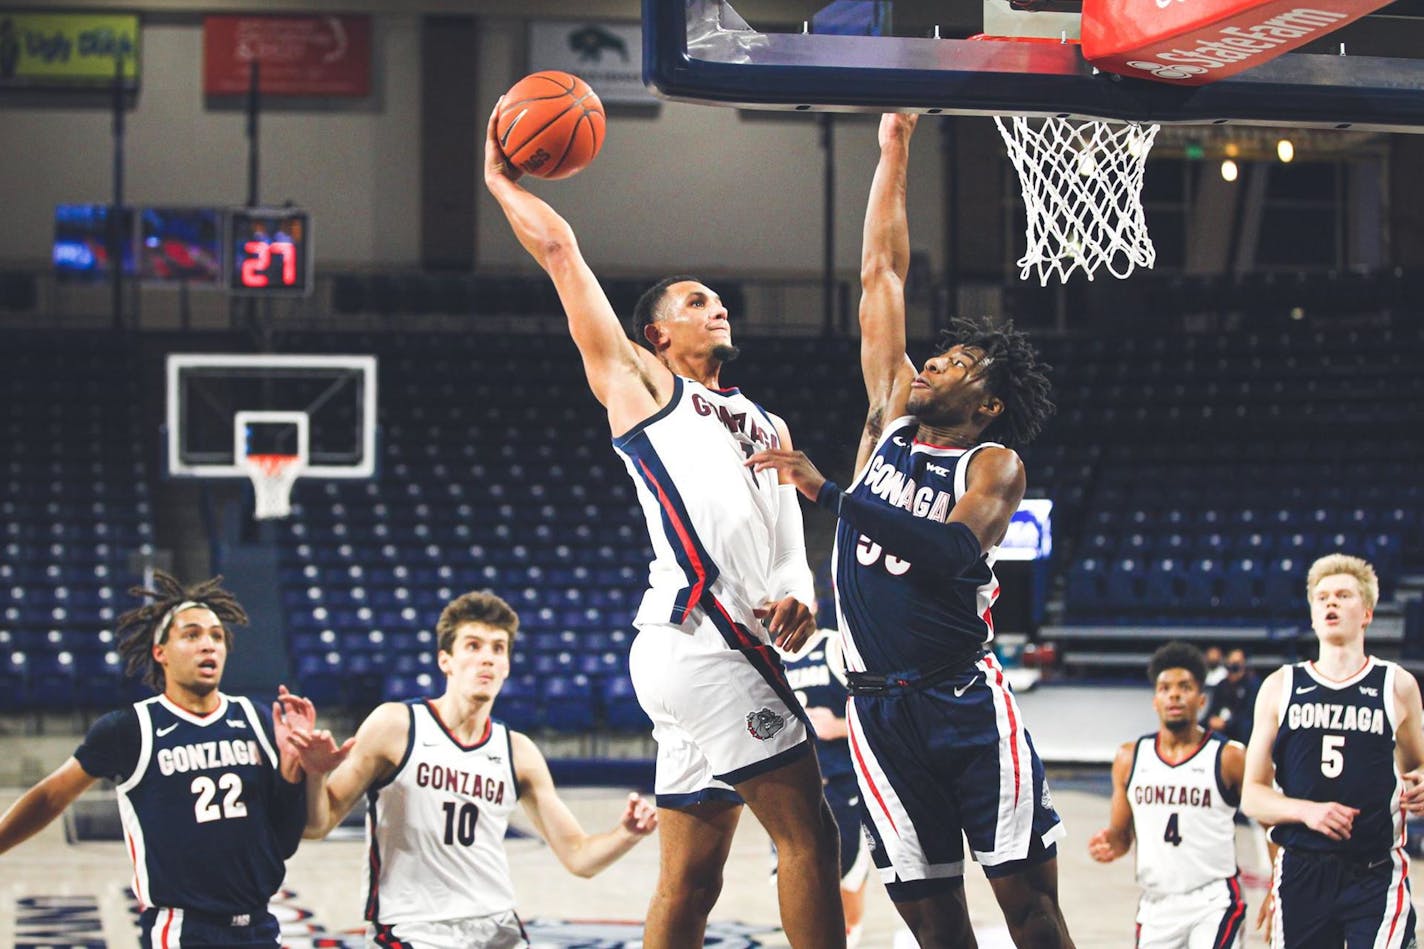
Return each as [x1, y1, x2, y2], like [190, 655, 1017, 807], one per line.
[191, 773, 248, 823]
[1163, 813, 1183, 846]
[441, 800, 481, 846]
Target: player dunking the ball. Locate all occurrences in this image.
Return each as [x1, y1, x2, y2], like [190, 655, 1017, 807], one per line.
[749, 113, 1069, 947]
[1089, 641, 1248, 948]
[484, 104, 845, 947]
[1242, 553, 1424, 948]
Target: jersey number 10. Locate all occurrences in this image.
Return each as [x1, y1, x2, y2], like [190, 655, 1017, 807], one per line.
[441, 800, 481, 846]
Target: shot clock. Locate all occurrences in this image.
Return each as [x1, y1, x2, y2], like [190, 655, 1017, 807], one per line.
[226, 207, 313, 296]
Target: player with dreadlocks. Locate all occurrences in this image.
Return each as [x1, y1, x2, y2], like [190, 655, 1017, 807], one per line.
[0, 571, 316, 948]
[748, 114, 1071, 948]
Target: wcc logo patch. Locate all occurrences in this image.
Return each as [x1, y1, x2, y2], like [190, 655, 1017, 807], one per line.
[746, 707, 786, 741]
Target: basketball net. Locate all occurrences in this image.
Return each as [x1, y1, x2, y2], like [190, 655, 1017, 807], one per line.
[994, 115, 1160, 284]
[241, 453, 304, 520]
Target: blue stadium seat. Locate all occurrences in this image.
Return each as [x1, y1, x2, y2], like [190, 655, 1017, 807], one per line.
[603, 675, 650, 732]
[0, 651, 28, 711]
[1183, 558, 1224, 611]
[497, 673, 541, 730]
[542, 675, 595, 732]
[1264, 557, 1301, 613]
[1104, 558, 1146, 613]
[1064, 558, 1107, 620]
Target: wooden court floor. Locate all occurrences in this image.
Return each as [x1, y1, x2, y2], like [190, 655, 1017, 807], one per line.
[5, 779, 1397, 948]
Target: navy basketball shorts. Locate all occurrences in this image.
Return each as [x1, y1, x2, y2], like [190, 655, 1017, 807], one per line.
[1271, 847, 1417, 949]
[846, 654, 1063, 901]
[138, 907, 280, 948]
[824, 769, 873, 887]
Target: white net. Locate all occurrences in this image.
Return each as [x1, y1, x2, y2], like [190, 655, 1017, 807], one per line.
[241, 454, 304, 520]
[994, 115, 1161, 284]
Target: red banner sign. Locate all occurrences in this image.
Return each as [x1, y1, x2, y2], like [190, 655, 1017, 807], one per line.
[203, 15, 370, 97]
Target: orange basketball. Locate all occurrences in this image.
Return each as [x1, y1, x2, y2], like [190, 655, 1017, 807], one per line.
[495, 71, 606, 180]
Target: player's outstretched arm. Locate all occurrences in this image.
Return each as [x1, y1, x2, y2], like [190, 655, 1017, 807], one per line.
[1088, 741, 1136, 863]
[1240, 670, 1359, 838]
[295, 702, 401, 839]
[511, 732, 656, 878]
[1391, 669, 1424, 814]
[0, 758, 97, 855]
[482, 102, 665, 429]
[746, 443, 1012, 576]
[856, 113, 919, 476]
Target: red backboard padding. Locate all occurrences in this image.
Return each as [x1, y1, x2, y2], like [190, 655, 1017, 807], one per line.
[1081, 0, 1389, 85]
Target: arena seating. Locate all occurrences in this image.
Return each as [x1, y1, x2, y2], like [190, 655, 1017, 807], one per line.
[2, 311, 1421, 716]
[0, 332, 155, 714]
[1034, 324, 1424, 672]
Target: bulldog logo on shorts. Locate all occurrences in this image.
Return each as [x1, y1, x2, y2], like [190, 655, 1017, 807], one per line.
[745, 707, 786, 740]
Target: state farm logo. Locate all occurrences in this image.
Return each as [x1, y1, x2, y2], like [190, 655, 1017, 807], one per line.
[1121, 7, 1347, 79]
[1125, 59, 1208, 80]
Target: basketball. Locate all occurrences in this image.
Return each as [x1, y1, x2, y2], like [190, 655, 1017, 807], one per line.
[495, 71, 605, 180]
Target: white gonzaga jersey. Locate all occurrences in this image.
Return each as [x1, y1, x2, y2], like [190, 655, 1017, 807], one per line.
[1128, 731, 1241, 895]
[613, 375, 786, 636]
[365, 702, 520, 926]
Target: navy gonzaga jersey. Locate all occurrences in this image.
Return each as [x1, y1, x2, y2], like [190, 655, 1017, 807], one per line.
[781, 632, 853, 780]
[833, 416, 1003, 674]
[1272, 658, 1404, 854]
[74, 693, 304, 915]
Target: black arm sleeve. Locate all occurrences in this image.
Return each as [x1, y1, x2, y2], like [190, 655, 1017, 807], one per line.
[73, 708, 141, 782]
[818, 480, 984, 575]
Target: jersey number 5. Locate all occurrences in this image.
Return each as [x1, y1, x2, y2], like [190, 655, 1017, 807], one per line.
[856, 534, 910, 576]
[1321, 735, 1346, 778]
[441, 800, 481, 846]
[191, 773, 248, 823]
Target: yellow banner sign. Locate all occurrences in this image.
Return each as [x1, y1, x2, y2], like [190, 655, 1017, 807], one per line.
[0, 11, 140, 86]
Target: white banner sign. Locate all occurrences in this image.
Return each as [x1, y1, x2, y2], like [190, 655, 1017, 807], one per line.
[527, 20, 655, 106]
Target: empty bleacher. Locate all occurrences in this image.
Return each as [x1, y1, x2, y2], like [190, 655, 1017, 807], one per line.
[3, 312, 1422, 719]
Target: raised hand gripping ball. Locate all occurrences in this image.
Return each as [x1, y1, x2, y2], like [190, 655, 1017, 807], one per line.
[496, 71, 606, 180]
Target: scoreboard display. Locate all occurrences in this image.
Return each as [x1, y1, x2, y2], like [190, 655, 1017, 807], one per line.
[226, 207, 313, 296]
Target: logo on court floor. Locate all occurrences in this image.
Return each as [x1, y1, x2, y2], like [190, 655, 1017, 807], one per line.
[14, 895, 106, 947]
[523, 918, 777, 946]
[746, 707, 786, 740]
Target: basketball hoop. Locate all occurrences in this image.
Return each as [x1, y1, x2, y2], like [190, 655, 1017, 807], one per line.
[241, 453, 304, 520]
[994, 115, 1160, 284]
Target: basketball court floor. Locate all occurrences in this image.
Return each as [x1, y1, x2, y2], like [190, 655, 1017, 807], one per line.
[7, 777, 1394, 948]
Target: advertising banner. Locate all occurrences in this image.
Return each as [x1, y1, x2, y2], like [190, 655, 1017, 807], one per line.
[203, 15, 370, 97]
[0, 11, 139, 88]
[527, 20, 654, 106]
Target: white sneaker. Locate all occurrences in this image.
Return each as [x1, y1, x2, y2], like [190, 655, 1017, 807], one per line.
[846, 922, 864, 949]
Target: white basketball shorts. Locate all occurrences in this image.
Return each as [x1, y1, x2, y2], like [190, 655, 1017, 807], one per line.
[630, 607, 811, 807]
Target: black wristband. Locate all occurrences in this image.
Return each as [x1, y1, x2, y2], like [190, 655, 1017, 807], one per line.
[815, 480, 843, 514]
